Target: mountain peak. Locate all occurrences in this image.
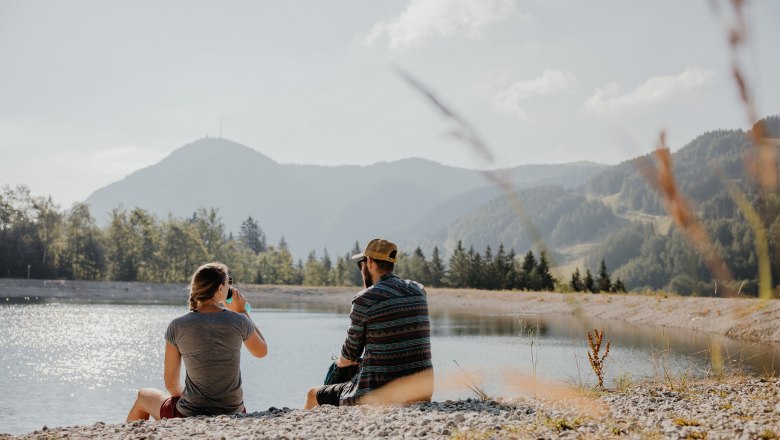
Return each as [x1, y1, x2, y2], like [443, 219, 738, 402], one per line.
[168, 137, 276, 165]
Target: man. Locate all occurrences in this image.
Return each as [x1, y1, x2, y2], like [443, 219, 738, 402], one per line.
[304, 238, 434, 408]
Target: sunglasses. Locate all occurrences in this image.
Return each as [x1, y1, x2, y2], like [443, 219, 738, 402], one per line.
[356, 258, 367, 269]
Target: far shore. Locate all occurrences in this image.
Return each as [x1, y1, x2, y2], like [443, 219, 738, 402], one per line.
[1, 278, 779, 345]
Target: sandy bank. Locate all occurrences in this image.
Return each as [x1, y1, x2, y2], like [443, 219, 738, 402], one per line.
[2, 279, 779, 345]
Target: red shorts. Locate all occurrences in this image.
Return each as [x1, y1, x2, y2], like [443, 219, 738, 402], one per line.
[159, 397, 185, 419]
[159, 397, 248, 419]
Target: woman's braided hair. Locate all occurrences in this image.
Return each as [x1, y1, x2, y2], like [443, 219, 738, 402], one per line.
[188, 262, 229, 311]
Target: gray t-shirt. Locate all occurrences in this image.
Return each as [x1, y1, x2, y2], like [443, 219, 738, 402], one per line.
[164, 309, 255, 416]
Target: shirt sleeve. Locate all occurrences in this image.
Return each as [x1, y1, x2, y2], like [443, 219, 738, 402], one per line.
[164, 320, 177, 347]
[340, 298, 369, 361]
[240, 314, 255, 341]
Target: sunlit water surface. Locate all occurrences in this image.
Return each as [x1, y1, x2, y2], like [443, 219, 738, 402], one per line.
[1, 300, 778, 435]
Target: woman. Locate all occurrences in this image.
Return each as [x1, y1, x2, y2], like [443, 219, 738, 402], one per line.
[127, 262, 267, 421]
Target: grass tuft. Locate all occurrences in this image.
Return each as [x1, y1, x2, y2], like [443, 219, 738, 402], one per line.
[453, 360, 490, 400]
[673, 417, 701, 427]
[615, 372, 634, 392]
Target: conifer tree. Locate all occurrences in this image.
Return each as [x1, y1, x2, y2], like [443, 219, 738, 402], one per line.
[505, 248, 520, 289]
[238, 216, 266, 253]
[519, 251, 538, 290]
[493, 243, 510, 290]
[482, 245, 497, 290]
[428, 246, 446, 287]
[596, 259, 612, 292]
[321, 248, 332, 273]
[446, 240, 469, 287]
[537, 251, 556, 291]
[584, 268, 595, 293]
[570, 267, 583, 292]
[408, 247, 431, 285]
[466, 246, 483, 288]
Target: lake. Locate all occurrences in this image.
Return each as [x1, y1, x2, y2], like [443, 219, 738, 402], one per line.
[1, 298, 778, 435]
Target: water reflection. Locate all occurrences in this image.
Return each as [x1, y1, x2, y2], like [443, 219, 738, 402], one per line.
[5, 296, 777, 376]
[431, 311, 780, 376]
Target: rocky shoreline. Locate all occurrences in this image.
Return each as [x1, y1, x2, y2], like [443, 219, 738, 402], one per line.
[4, 376, 778, 439]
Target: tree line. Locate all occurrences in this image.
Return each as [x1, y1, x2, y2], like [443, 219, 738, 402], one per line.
[395, 241, 556, 291]
[0, 185, 588, 291]
[569, 259, 626, 293]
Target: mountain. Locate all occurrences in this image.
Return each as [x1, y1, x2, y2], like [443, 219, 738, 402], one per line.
[403, 185, 625, 261]
[85, 137, 608, 258]
[409, 116, 780, 295]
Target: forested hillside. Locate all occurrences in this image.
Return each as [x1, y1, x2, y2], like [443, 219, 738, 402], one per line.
[408, 185, 624, 260]
[583, 117, 780, 295]
[414, 117, 779, 295]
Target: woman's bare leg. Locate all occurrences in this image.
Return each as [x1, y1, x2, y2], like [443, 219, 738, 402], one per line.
[127, 388, 169, 422]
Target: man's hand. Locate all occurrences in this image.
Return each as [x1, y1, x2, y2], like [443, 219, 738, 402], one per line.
[336, 354, 359, 368]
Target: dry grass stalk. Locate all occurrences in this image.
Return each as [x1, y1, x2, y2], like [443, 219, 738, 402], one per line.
[395, 68, 551, 264]
[587, 328, 610, 389]
[721, 176, 774, 299]
[356, 369, 435, 406]
[710, 0, 779, 298]
[451, 360, 490, 400]
[637, 132, 734, 296]
[711, 0, 778, 191]
[501, 369, 608, 418]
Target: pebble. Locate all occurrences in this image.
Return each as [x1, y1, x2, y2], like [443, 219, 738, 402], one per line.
[4, 377, 779, 439]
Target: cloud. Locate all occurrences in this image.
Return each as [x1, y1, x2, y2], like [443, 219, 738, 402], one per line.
[361, 0, 518, 49]
[584, 68, 716, 115]
[493, 70, 577, 120]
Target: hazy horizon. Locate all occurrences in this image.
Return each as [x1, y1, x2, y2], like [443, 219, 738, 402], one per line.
[2, 0, 779, 206]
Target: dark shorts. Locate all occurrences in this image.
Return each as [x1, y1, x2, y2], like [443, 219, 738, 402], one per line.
[160, 397, 247, 419]
[315, 382, 350, 406]
[159, 397, 185, 419]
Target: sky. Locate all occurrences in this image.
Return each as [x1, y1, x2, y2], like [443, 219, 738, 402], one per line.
[1, 0, 778, 206]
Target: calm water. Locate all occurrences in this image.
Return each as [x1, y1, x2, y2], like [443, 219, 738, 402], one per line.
[1, 299, 778, 435]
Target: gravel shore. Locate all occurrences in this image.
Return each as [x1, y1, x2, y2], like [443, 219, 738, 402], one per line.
[5, 377, 778, 439]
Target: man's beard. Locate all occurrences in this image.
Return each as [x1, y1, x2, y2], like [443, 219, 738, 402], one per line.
[361, 264, 373, 289]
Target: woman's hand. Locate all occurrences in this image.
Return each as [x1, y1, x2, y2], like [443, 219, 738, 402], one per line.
[224, 288, 249, 313]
